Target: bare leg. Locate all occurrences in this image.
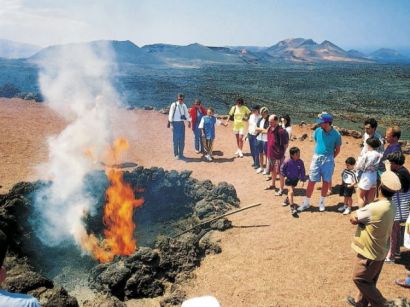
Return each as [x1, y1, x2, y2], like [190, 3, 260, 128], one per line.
[347, 197, 353, 208]
[238, 134, 244, 150]
[271, 165, 277, 188]
[288, 185, 295, 205]
[235, 134, 240, 149]
[321, 181, 329, 197]
[279, 174, 285, 191]
[367, 187, 376, 204]
[305, 180, 316, 198]
[357, 188, 366, 208]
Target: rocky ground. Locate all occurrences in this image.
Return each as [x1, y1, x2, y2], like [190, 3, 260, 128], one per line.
[1, 98, 410, 306]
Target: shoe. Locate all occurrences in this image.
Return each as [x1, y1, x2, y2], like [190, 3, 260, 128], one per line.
[343, 207, 352, 215]
[319, 203, 325, 212]
[346, 296, 357, 306]
[265, 176, 272, 181]
[262, 169, 269, 175]
[298, 203, 310, 212]
[291, 207, 299, 218]
[384, 257, 395, 263]
[174, 156, 179, 160]
[238, 151, 244, 158]
[195, 150, 201, 154]
[234, 149, 240, 156]
[275, 189, 283, 196]
[282, 198, 289, 206]
[208, 155, 213, 161]
[338, 205, 347, 212]
[256, 168, 263, 174]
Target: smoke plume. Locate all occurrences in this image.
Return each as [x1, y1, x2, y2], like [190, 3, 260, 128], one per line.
[33, 41, 123, 247]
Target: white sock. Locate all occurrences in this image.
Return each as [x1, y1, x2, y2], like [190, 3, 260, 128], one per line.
[303, 197, 311, 206]
[320, 196, 326, 205]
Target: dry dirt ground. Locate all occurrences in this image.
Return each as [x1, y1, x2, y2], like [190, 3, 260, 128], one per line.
[0, 98, 409, 306]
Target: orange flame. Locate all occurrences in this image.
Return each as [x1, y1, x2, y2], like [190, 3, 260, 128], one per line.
[80, 138, 143, 263]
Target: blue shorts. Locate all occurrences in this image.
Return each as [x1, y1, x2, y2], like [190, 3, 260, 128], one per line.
[257, 140, 267, 154]
[309, 154, 334, 183]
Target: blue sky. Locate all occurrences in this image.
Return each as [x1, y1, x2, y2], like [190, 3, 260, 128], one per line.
[0, 0, 409, 51]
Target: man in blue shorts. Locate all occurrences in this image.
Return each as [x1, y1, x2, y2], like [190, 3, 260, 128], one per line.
[298, 112, 342, 212]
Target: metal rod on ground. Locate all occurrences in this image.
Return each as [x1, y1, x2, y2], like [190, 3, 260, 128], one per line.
[173, 203, 262, 238]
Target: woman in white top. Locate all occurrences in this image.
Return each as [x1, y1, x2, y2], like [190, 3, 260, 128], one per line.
[255, 107, 269, 175]
[247, 105, 261, 168]
[281, 115, 292, 139]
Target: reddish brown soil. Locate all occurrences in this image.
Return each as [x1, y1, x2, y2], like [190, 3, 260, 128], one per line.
[0, 98, 408, 306]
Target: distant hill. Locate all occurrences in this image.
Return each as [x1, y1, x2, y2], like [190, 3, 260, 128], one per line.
[266, 38, 373, 63]
[368, 48, 410, 63]
[142, 43, 248, 66]
[0, 39, 41, 59]
[30, 40, 162, 65]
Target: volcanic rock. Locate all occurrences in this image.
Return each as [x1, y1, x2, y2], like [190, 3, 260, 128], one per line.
[143, 105, 154, 110]
[83, 294, 126, 307]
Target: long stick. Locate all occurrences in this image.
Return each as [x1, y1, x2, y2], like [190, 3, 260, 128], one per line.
[173, 203, 262, 238]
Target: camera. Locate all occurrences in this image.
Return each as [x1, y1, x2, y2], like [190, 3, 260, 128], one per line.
[180, 115, 187, 120]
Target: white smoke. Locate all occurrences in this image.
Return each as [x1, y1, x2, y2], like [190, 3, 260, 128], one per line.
[33, 42, 122, 246]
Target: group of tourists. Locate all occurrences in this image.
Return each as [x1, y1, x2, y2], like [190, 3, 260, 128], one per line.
[168, 93, 410, 305]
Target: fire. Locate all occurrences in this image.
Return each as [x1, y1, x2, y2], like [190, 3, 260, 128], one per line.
[80, 138, 143, 263]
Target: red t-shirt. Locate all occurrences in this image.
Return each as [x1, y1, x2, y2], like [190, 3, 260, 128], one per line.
[267, 126, 289, 160]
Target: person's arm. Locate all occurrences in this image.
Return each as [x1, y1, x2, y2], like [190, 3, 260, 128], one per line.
[334, 145, 341, 158]
[300, 161, 306, 181]
[184, 105, 191, 128]
[198, 117, 205, 134]
[168, 103, 175, 122]
[350, 205, 372, 225]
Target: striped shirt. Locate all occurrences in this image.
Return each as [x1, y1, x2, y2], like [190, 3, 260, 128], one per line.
[393, 190, 410, 222]
[341, 169, 358, 185]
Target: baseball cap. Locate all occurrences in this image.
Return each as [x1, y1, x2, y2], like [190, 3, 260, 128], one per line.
[380, 171, 402, 192]
[315, 112, 333, 124]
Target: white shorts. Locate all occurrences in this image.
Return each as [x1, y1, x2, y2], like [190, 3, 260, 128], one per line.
[358, 171, 377, 190]
[233, 127, 245, 135]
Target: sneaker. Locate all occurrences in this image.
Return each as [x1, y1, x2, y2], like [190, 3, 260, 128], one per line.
[384, 257, 395, 263]
[291, 207, 299, 217]
[234, 149, 240, 156]
[262, 169, 269, 175]
[238, 151, 243, 158]
[298, 203, 310, 212]
[275, 189, 283, 196]
[343, 207, 352, 215]
[319, 203, 326, 212]
[256, 168, 263, 174]
[338, 205, 347, 212]
[208, 155, 213, 161]
[282, 198, 289, 206]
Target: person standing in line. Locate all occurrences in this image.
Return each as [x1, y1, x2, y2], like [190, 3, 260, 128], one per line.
[228, 98, 251, 158]
[380, 126, 402, 172]
[189, 99, 207, 154]
[298, 112, 341, 212]
[198, 107, 228, 161]
[355, 138, 383, 208]
[255, 107, 269, 175]
[280, 114, 292, 140]
[360, 118, 384, 157]
[280, 146, 306, 217]
[384, 152, 410, 263]
[347, 171, 401, 307]
[265, 114, 289, 195]
[247, 105, 261, 169]
[337, 157, 358, 215]
[168, 93, 191, 160]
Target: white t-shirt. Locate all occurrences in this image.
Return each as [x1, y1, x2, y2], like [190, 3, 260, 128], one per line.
[256, 118, 268, 142]
[285, 126, 292, 139]
[168, 102, 191, 122]
[0, 290, 40, 307]
[248, 114, 260, 135]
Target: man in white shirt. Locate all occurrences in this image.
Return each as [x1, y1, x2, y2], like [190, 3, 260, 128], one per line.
[168, 93, 191, 159]
[0, 230, 40, 307]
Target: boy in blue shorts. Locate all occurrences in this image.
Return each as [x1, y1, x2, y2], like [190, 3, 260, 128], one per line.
[298, 112, 342, 212]
[199, 107, 227, 161]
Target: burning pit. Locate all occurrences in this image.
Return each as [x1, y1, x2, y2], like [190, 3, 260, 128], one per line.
[0, 166, 239, 306]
